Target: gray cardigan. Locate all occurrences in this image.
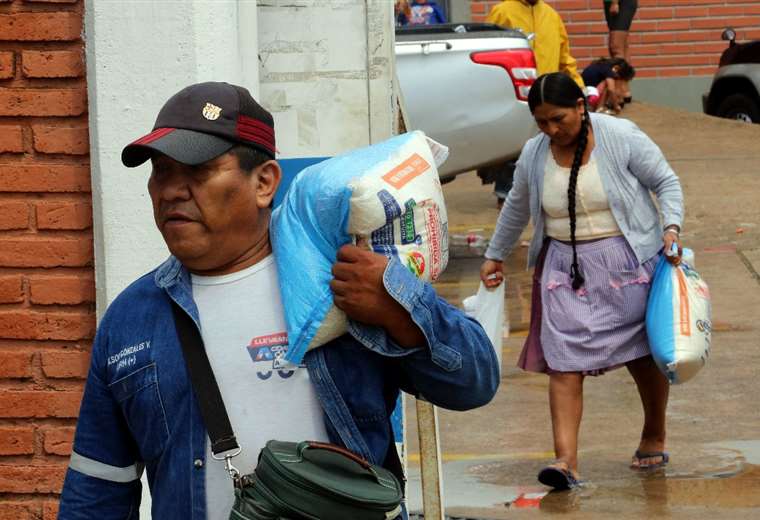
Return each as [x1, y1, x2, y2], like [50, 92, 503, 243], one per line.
[485, 113, 684, 267]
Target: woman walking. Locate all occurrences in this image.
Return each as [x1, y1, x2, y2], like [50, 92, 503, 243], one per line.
[480, 73, 683, 489]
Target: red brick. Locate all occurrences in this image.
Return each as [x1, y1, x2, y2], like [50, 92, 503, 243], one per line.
[572, 35, 605, 47]
[0, 52, 14, 80]
[0, 12, 82, 41]
[0, 310, 94, 340]
[43, 501, 59, 520]
[22, 50, 84, 79]
[41, 350, 90, 379]
[658, 19, 691, 31]
[0, 202, 28, 230]
[637, 7, 674, 19]
[30, 274, 94, 304]
[659, 67, 692, 77]
[630, 20, 659, 32]
[35, 201, 92, 230]
[0, 164, 91, 193]
[0, 427, 35, 455]
[25, 0, 79, 3]
[0, 125, 24, 153]
[691, 16, 760, 30]
[551, 0, 589, 10]
[709, 6, 748, 17]
[636, 68, 658, 79]
[0, 351, 34, 379]
[567, 10, 603, 22]
[0, 501, 37, 520]
[42, 426, 76, 456]
[0, 464, 67, 494]
[472, 14, 487, 22]
[0, 89, 87, 117]
[674, 6, 709, 18]
[0, 390, 83, 418]
[691, 66, 718, 76]
[0, 238, 92, 268]
[674, 30, 716, 43]
[471, 2, 486, 15]
[656, 0, 726, 5]
[0, 275, 23, 303]
[33, 125, 89, 155]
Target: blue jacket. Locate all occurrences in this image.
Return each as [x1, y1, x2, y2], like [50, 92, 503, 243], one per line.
[485, 113, 684, 267]
[58, 254, 499, 519]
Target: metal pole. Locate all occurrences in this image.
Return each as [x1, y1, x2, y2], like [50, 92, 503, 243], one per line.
[416, 400, 444, 520]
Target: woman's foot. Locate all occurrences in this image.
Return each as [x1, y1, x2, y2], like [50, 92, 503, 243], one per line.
[631, 438, 668, 469]
[538, 460, 582, 490]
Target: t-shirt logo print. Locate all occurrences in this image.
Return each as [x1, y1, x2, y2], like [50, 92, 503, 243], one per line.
[247, 332, 295, 380]
[202, 102, 222, 121]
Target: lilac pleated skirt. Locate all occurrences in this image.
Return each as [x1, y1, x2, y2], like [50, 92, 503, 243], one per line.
[518, 236, 658, 374]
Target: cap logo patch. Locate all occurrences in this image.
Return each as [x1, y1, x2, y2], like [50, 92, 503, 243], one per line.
[202, 103, 222, 121]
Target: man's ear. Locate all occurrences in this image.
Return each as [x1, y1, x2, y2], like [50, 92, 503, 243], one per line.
[255, 160, 282, 209]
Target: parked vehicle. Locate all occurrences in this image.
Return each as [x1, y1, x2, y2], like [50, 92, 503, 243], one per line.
[703, 28, 760, 124]
[395, 23, 539, 182]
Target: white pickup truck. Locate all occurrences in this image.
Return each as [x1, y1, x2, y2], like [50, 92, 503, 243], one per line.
[395, 23, 539, 183]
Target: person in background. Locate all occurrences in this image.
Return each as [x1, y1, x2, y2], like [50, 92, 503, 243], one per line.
[395, 0, 412, 27]
[486, 0, 584, 89]
[397, 0, 446, 26]
[480, 73, 683, 490]
[582, 57, 636, 114]
[604, 0, 638, 97]
[486, 0, 585, 208]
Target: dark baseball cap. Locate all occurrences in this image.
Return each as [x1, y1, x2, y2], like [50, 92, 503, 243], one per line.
[121, 82, 276, 168]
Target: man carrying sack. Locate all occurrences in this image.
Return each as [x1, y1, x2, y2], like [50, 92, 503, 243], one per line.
[58, 82, 499, 519]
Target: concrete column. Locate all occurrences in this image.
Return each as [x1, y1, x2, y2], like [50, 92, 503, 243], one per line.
[85, 0, 260, 315]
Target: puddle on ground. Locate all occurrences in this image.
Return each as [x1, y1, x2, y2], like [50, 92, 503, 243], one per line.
[410, 441, 760, 519]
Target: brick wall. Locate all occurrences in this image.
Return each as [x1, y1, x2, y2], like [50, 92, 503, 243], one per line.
[470, 0, 760, 78]
[0, 0, 93, 518]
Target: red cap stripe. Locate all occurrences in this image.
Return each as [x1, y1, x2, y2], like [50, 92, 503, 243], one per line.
[237, 131, 276, 154]
[132, 127, 176, 146]
[237, 115, 274, 138]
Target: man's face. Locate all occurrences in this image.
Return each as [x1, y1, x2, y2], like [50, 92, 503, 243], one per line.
[148, 151, 276, 273]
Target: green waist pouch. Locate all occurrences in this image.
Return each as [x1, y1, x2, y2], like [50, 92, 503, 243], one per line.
[231, 440, 403, 520]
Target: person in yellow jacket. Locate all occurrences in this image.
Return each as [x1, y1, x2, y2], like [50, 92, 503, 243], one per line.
[487, 0, 585, 89]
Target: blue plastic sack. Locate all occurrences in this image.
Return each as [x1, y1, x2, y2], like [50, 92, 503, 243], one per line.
[271, 131, 448, 364]
[646, 249, 711, 384]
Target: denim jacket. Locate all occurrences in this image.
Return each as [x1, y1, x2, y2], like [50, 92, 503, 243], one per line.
[58, 255, 499, 519]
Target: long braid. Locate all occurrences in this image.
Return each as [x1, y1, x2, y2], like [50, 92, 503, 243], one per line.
[568, 105, 590, 290]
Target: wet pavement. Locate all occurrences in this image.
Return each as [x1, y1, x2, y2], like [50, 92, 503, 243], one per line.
[404, 103, 760, 518]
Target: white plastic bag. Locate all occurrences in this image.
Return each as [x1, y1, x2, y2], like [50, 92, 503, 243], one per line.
[463, 282, 505, 373]
[646, 249, 711, 384]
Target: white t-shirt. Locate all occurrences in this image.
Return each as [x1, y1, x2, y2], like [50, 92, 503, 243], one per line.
[191, 255, 329, 520]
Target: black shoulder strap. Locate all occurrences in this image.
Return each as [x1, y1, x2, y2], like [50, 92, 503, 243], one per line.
[170, 302, 239, 455]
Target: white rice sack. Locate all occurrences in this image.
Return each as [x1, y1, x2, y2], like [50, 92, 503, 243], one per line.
[272, 131, 449, 364]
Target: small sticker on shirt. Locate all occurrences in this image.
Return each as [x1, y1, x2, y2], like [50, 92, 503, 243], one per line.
[247, 332, 303, 380]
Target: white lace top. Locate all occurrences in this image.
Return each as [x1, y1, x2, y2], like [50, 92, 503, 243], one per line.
[542, 153, 623, 241]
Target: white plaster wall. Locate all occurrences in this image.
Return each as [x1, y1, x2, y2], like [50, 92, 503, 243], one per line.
[257, 0, 395, 155]
[85, 0, 260, 316]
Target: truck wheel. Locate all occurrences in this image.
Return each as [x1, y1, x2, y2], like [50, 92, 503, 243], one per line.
[716, 93, 760, 123]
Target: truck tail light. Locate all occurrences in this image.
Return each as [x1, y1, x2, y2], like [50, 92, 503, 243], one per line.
[471, 49, 537, 102]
